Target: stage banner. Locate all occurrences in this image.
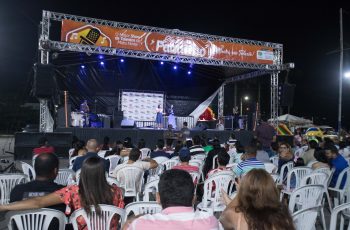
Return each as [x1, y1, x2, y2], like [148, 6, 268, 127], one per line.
[121, 91, 164, 121]
[61, 20, 274, 64]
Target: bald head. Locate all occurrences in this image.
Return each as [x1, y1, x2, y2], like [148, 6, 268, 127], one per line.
[86, 139, 98, 152]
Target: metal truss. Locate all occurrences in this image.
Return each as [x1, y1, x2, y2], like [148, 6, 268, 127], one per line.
[218, 84, 225, 118]
[270, 72, 279, 127]
[40, 40, 282, 71]
[45, 11, 282, 50]
[39, 11, 54, 132]
[39, 10, 290, 129]
[224, 70, 272, 84]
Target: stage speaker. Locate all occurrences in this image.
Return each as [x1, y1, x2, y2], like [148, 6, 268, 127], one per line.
[121, 119, 135, 128]
[56, 104, 71, 128]
[224, 116, 233, 130]
[32, 64, 56, 98]
[280, 83, 296, 107]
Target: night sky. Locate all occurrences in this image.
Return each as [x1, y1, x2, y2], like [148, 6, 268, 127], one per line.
[0, 1, 349, 129]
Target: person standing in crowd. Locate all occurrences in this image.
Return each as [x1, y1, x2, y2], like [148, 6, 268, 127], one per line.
[180, 121, 190, 141]
[155, 104, 163, 129]
[33, 137, 55, 156]
[255, 119, 276, 157]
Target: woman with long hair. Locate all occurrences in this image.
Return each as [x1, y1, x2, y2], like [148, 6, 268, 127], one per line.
[220, 169, 295, 230]
[71, 140, 87, 158]
[0, 157, 124, 229]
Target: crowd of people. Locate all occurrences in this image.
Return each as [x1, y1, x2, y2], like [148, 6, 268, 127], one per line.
[1, 120, 350, 229]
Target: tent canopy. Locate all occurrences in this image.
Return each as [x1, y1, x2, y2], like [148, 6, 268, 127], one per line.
[269, 114, 312, 125]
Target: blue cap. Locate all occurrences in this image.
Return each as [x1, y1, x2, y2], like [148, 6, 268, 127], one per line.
[179, 147, 191, 158]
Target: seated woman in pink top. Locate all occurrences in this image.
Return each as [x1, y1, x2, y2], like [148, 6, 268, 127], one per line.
[220, 169, 295, 230]
[0, 157, 124, 230]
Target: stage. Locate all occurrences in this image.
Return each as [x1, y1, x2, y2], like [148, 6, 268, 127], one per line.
[14, 127, 241, 160]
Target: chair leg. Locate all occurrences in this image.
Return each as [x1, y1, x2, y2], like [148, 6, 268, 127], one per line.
[320, 208, 326, 230]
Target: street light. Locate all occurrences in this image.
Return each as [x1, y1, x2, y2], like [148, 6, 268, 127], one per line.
[345, 71, 350, 79]
[240, 96, 249, 116]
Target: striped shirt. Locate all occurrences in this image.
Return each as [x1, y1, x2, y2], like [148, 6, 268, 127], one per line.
[127, 206, 219, 230]
[189, 145, 205, 155]
[233, 157, 265, 177]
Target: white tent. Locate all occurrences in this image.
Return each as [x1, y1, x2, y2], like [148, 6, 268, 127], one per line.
[269, 114, 312, 125]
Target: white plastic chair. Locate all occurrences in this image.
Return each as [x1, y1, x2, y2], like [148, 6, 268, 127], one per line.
[329, 202, 350, 230]
[153, 156, 169, 164]
[313, 167, 332, 177]
[277, 161, 294, 184]
[20, 161, 36, 181]
[189, 171, 200, 184]
[115, 166, 144, 199]
[0, 174, 27, 204]
[212, 155, 218, 170]
[270, 156, 279, 167]
[69, 156, 79, 169]
[7, 208, 66, 230]
[161, 159, 179, 171]
[54, 168, 75, 186]
[97, 150, 107, 158]
[32, 154, 38, 167]
[270, 174, 279, 183]
[75, 169, 81, 185]
[281, 167, 312, 197]
[292, 206, 319, 230]
[142, 178, 159, 201]
[68, 148, 75, 159]
[70, 204, 125, 230]
[264, 162, 277, 174]
[106, 155, 121, 175]
[300, 172, 329, 187]
[197, 171, 235, 212]
[294, 148, 305, 158]
[124, 201, 162, 222]
[140, 148, 151, 159]
[289, 185, 325, 229]
[328, 167, 350, 207]
[192, 154, 206, 161]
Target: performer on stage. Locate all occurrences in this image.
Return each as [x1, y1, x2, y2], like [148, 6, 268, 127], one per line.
[155, 104, 163, 129]
[80, 100, 90, 113]
[168, 104, 176, 129]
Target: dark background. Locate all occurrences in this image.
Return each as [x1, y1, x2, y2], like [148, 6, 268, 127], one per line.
[0, 1, 349, 132]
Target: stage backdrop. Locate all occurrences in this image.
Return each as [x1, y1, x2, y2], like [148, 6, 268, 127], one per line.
[121, 90, 164, 121]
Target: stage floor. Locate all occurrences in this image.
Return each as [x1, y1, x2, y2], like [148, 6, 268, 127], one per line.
[55, 127, 233, 149]
[15, 127, 255, 160]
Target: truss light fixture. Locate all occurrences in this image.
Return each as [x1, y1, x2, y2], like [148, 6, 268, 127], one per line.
[187, 70, 192, 75]
[173, 65, 177, 70]
[98, 55, 104, 59]
[80, 65, 85, 69]
[120, 58, 124, 63]
[100, 61, 105, 66]
[160, 61, 164, 65]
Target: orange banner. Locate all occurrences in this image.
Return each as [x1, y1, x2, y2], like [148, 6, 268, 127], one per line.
[61, 20, 274, 64]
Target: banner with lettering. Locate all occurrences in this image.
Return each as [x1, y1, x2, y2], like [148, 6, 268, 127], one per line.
[61, 20, 275, 64]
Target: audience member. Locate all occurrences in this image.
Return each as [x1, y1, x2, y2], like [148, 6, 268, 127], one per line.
[189, 135, 205, 155]
[100, 136, 110, 150]
[71, 140, 87, 158]
[1, 157, 125, 230]
[124, 169, 218, 229]
[202, 139, 222, 176]
[233, 144, 265, 177]
[151, 139, 171, 159]
[206, 148, 230, 178]
[10, 153, 65, 212]
[33, 137, 55, 155]
[325, 144, 349, 188]
[255, 140, 270, 163]
[72, 139, 109, 172]
[311, 148, 330, 170]
[172, 148, 199, 173]
[302, 139, 318, 165]
[220, 169, 295, 230]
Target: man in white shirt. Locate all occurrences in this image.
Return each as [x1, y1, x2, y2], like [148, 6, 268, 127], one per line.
[111, 148, 158, 204]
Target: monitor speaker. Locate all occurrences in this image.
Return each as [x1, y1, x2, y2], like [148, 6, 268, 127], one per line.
[120, 119, 135, 128]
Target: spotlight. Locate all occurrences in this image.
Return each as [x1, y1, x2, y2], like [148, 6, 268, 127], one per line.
[160, 61, 164, 65]
[100, 61, 104, 65]
[80, 65, 85, 69]
[120, 59, 124, 63]
[187, 71, 191, 75]
[98, 55, 104, 60]
[173, 65, 177, 70]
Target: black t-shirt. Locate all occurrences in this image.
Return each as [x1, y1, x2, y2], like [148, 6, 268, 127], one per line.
[10, 180, 66, 213]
